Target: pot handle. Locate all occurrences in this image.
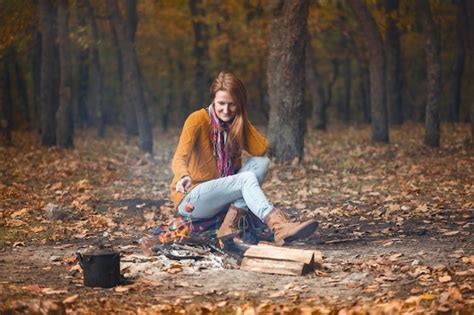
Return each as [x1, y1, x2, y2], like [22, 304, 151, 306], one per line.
[76, 252, 85, 269]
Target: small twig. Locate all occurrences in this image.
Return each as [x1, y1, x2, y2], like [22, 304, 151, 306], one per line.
[323, 237, 360, 244]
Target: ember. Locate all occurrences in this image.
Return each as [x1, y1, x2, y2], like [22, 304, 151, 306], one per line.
[157, 221, 192, 244]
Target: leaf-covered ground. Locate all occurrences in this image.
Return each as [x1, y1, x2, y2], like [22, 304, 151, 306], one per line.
[0, 123, 473, 314]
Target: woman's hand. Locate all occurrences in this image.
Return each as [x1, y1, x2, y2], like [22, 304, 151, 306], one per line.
[176, 176, 192, 193]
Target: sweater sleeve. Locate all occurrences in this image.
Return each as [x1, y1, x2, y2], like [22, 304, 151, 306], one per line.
[172, 113, 201, 180]
[245, 121, 268, 156]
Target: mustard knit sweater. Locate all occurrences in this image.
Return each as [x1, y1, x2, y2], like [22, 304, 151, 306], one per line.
[170, 108, 268, 208]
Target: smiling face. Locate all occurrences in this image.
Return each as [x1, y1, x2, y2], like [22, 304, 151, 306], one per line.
[213, 90, 237, 122]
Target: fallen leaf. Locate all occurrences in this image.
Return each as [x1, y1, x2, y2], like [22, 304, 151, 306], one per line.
[63, 294, 79, 304]
[448, 287, 463, 301]
[50, 182, 63, 190]
[30, 226, 45, 233]
[365, 285, 379, 292]
[389, 252, 403, 261]
[462, 256, 474, 264]
[69, 264, 82, 274]
[22, 284, 42, 293]
[416, 204, 429, 212]
[455, 269, 474, 276]
[438, 275, 452, 283]
[114, 286, 131, 293]
[410, 287, 423, 294]
[10, 208, 29, 218]
[76, 179, 91, 191]
[12, 241, 25, 247]
[295, 202, 306, 209]
[443, 231, 460, 236]
[41, 288, 68, 295]
[269, 290, 286, 298]
[419, 293, 436, 300]
[63, 255, 77, 264]
[167, 266, 183, 274]
[409, 266, 430, 278]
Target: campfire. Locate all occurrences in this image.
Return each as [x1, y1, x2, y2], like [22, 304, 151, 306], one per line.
[138, 223, 323, 277]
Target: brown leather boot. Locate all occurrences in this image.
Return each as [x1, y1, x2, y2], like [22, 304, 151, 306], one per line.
[216, 205, 247, 240]
[264, 208, 318, 245]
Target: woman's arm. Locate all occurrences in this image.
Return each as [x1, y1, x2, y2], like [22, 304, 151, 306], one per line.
[172, 114, 201, 181]
[245, 121, 268, 156]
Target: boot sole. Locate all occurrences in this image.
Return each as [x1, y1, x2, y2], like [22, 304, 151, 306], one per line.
[277, 220, 319, 246]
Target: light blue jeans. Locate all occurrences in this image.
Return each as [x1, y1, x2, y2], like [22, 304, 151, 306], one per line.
[177, 156, 273, 221]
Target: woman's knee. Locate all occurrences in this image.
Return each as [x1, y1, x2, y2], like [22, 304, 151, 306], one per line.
[238, 171, 259, 184]
[249, 156, 270, 172]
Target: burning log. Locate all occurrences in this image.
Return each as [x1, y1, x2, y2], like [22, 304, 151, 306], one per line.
[240, 243, 323, 276]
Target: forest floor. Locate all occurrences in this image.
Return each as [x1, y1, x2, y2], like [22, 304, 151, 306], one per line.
[0, 123, 473, 314]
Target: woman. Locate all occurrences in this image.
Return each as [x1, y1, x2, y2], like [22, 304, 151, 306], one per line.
[171, 71, 317, 245]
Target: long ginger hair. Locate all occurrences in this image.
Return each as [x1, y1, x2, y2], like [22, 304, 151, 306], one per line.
[209, 71, 248, 156]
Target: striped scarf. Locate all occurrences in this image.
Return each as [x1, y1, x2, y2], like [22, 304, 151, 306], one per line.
[208, 105, 234, 177]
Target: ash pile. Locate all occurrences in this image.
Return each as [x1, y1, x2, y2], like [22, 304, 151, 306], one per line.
[121, 236, 244, 280]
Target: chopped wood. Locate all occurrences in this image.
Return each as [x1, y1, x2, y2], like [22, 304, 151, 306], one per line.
[240, 257, 306, 276]
[313, 250, 323, 268]
[240, 243, 323, 276]
[244, 243, 315, 265]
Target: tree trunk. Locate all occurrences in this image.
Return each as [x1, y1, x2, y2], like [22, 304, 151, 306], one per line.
[32, 31, 42, 132]
[348, 0, 388, 143]
[189, 0, 211, 107]
[341, 46, 352, 123]
[56, 0, 73, 148]
[216, 5, 231, 69]
[417, 0, 441, 148]
[324, 59, 339, 121]
[338, 1, 351, 124]
[448, 0, 467, 123]
[107, 0, 153, 153]
[126, 0, 149, 136]
[267, 0, 310, 163]
[466, 0, 474, 139]
[110, 11, 137, 136]
[305, 33, 326, 130]
[359, 62, 371, 123]
[12, 50, 31, 125]
[126, 0, 138, 43]
[384, 0, 403, 125]
[1, 59, 13, 145]
[39, 0, 58, 146]
[177, 58, 189, 125]
[76, 0, 89, 127]
[256, 54, 269, 122]
[84, 0, 105, 137]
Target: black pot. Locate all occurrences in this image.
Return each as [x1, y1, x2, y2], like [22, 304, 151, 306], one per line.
[76, 248, 121, 288]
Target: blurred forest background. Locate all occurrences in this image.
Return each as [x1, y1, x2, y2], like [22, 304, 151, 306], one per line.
[0, 0, 473, 160]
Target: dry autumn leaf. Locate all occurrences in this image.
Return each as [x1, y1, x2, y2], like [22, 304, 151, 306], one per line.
[167, 267, 183, 274]
[455, 269, 474, 276]
[269, 290, 286, 298]
[62, 294, 79, 304]
[115, 286, 131, 293]
[443, 231, 460, 236]
[41, 288, 68, 295]
[438, 275, 452, 283]
[10, 208, 29, 218]
[30, 226, 45, 233]
[462, 256, 474, 264]
[389, 252, 403, 261]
